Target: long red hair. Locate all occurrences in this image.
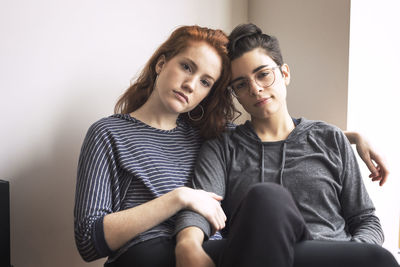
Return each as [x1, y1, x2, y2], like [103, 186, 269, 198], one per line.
[114, 25, 237, 139]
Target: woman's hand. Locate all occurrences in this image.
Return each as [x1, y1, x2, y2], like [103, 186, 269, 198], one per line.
[356, 141, 389, 186]
[177, 187, 226, 231]
[346, 131, 389, 186]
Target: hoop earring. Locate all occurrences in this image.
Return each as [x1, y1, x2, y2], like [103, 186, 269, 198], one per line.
[188, 104, 204, 121]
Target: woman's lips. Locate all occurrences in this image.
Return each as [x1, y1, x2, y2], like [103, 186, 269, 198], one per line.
[173, 90, 188, 103]
[254, 97, 271, 107]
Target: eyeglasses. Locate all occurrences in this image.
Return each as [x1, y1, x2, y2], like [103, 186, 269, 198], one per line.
[228, 66, 281, 98]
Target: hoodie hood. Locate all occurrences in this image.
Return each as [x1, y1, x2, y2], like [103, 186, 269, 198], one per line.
[236, 118, 316, 143]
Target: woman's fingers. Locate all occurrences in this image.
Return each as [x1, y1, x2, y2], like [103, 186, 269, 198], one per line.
[208, 192, 223, 201]
[187, 189, 226, 231]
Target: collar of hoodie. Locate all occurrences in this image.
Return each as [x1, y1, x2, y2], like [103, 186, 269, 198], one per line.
[238, 118, 304, 185]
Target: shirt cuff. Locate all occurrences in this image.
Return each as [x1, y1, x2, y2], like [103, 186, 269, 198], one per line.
[93, 216, 113, 257]
[174, 210, 212, 240]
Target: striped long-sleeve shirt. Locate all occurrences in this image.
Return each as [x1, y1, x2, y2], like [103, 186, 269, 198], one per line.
[74, 114, 204, 262]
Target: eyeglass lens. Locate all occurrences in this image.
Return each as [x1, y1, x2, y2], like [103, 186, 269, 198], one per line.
[231, 68, 275, 96]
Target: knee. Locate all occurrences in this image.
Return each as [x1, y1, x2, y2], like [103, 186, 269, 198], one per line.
[238, 183, 306, 236]
[360, 244, 398, 266]
[240, 183, 299, 219]
[245, 183, 293, 206]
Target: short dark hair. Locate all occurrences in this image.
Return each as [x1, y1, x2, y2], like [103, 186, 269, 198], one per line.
[228, 23, 284, 66]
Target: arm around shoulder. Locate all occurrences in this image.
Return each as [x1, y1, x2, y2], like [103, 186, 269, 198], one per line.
[338, 130, 384, 245]
[343, 130, 389, 186]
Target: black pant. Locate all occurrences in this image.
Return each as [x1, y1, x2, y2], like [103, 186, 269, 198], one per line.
[107, 236, 223, 267]
[111, 183, 399, 267]
[293, 240, 399, 267]
[216, 183, 311, 267]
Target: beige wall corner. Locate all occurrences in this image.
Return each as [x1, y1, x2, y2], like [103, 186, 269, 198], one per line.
[248, 0, 350, 130]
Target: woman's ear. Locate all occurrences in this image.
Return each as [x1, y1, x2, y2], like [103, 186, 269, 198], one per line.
[155, 55, 166, 74]
[281, 63, 291, 86]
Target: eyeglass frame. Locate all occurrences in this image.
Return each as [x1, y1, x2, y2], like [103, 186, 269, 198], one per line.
[228, 65, 282, 98]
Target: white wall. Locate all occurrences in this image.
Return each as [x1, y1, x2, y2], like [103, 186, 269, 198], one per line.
[0, 1, 247, 266]
[248, 0, 350, 130]
[348, 0, 400, 261]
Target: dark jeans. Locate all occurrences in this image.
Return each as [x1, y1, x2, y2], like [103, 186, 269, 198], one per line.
[105, 236, 223, 267]
[216, 183, 311, 267]
[293, 240, 399, 267]
[110, 183, 399, 267]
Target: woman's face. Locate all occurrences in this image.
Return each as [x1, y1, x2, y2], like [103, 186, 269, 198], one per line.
[230, 48, 290, 120]
[154, 41, 222, 114]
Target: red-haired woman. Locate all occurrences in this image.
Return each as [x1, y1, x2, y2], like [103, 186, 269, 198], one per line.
[74, 25, 387, 267]
[74, 25, 234, 267]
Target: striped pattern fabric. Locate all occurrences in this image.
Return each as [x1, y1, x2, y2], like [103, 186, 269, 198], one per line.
[74, 114, 203, 262]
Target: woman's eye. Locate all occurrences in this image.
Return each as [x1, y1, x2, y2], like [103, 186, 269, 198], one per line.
[181, 63, 191, 72]
[201, 79, 211, 88]
[257, 71, 270, 80]
[235, 81, 247, 90]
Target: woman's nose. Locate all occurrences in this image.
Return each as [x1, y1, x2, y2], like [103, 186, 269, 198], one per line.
[248, 79, 263, 96]
[182, 76, 195, 93]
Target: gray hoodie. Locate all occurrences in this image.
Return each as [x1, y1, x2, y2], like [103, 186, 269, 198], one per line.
[175, 118, 384, 245]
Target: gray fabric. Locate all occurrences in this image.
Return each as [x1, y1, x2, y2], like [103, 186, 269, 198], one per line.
[174, 118, 384, 245]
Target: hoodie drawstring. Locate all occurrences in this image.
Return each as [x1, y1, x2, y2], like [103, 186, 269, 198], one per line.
[279, 142, 287, 185]
[260, 141, 287, 184]
[261, 145, 265, 183]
